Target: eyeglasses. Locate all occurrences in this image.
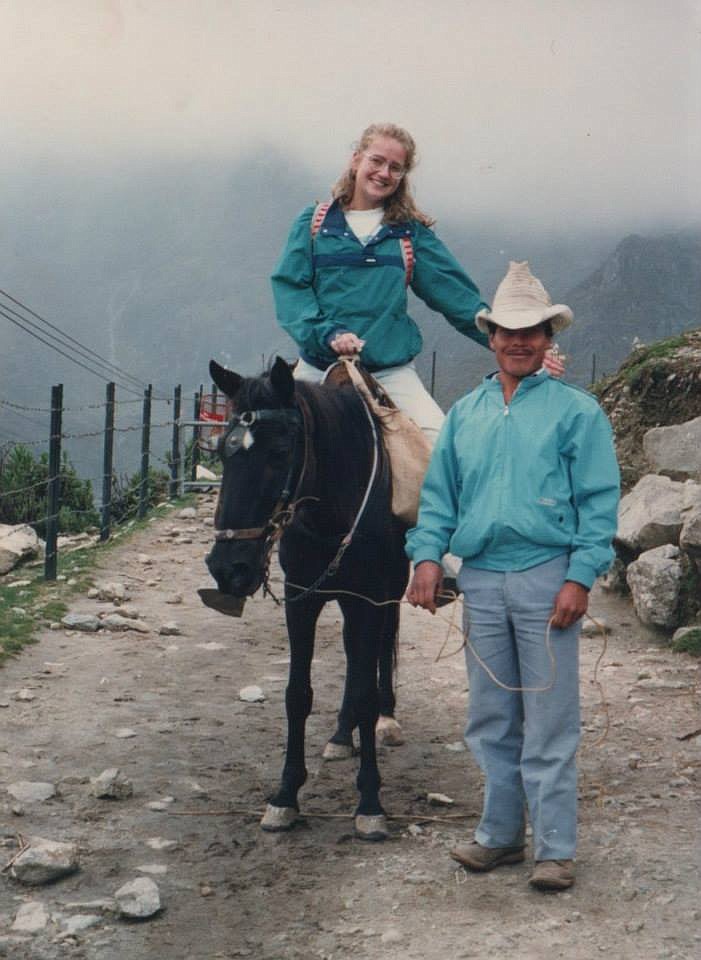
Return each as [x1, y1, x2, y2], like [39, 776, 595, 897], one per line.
[364, 153, 406, 179]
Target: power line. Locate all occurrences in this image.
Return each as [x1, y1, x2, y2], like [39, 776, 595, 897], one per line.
[0, 306, 144, 397]
[0, 288, 149, 391]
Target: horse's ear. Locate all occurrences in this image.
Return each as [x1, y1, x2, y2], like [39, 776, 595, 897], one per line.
[270, 357, 295, 405]
[209, 359, 242, 399]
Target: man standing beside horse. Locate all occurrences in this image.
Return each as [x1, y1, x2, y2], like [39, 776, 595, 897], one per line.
[405, 261, 620, 891]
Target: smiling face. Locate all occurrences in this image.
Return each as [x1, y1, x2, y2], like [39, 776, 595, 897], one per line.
[489, 323, 553, 381]
[349, 135, 408, 210]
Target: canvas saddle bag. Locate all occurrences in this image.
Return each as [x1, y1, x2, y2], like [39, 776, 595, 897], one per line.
[325, 358, 432, 525]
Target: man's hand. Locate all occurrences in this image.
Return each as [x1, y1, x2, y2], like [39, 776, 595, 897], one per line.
[330, 332, 365, 355]
[406, 561, 443, 615]
[550, 581, 589, 630]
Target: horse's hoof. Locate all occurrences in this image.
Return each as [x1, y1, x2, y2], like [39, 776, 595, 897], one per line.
[354, 814, 389, 841]
[376, 715, 404, 747]
[322, 741, 354, 761]
[260, 804, 298, 832]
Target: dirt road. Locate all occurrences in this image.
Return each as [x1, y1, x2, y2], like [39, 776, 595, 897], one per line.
[1, 496, 699, 959]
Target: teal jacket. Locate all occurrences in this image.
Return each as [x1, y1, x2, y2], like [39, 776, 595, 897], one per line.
[405, 371, 620, 589]
[271, 200, 489, 372]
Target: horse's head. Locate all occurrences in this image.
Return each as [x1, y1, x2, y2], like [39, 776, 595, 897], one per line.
[205, 357, 303, 597]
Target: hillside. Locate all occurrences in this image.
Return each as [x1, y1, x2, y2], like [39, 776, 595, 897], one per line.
[558, 232, 701, 386]
[593, 328, 701, 491]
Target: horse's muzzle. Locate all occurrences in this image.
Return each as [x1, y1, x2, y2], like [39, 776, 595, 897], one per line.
[205, 542, 264, 597]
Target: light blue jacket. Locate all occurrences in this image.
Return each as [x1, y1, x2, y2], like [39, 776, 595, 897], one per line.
[271, 200, 489, 372]
[406, 371, 620, 589]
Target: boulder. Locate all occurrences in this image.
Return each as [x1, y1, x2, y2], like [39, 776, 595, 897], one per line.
[91, 768, 134, 800]
[643, 416, 701, 480]
[0, 524, 44, 575]
[626, 544, 683, 629]
[61, 613, 101, 632]
[616, 475, 691, 551]
[11, 837, 80, 885]
[114, 877, 161, 919]
[680, 506, 701, 559]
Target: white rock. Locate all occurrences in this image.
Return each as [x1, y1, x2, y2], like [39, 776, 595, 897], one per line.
[427, 792, 454, 806]
[196, 642, 226, 651]
[164, 593, 183, 605]
[444, 741, 466, 752]
[643, 417, 701, 481]
[239, 685, 265, 703]
[91, 768, 133, 800]
[158, 621, 182, 636]
[61, 914, 102, 935]
[101, 613, 149, 634]
[136, 554, 153, 565]
[7, 781, 56, 803]
[626, 544, 684, 629]
[11, 837, 79, 885]
[145, 837, 178, 851]
[15, 688, 36, 702]
[95, 581, 128, 602]
[380, 927, 403, 944]
[114, 877, 161, 919]
[136, 864, 168, 875]
[0, 524, 44, 575]
[616, 475, 689, 551]
[114, 727, 137, 739]
[61, 613, 101, 632]
[196, 465, 218, 483]
[581, 616, 611, 636]
[145, 797, 175, 811]
[178, 507, 198, 520]
[11, 900, 49, 933]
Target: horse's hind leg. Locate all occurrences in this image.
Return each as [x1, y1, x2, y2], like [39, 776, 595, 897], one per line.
[338, 598, 388, 841]
[376, 607, 403, 747]
[261, 596, 323, 833]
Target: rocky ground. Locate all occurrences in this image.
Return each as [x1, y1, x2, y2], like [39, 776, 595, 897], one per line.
[0, 495, 699, 960]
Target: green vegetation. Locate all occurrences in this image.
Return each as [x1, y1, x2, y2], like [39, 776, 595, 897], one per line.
[0, 493, 195, 665]
[671, 627, 701, 658]
[621, 333, 691, 386]
[0, 445, 99, 535]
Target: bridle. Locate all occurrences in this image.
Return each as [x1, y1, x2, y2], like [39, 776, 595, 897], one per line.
[212, 384, 382, 603]
[213, 406, 305, 546]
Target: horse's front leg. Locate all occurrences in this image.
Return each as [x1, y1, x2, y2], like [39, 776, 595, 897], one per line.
[339, 599, 388, 841]
[260, 595, 323, 833]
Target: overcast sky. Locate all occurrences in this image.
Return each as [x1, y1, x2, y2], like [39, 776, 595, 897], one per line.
[2, 0, 700, 228]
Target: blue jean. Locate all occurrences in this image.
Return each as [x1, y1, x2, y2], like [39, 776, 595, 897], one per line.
[457, 555, 581, 860]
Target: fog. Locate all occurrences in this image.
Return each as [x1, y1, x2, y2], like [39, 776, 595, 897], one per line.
[3, 0, 700, 230]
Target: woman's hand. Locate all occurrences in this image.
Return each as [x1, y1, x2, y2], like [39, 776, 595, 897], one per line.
[330, 332, 366, 356]
[543, 345, 566, 378]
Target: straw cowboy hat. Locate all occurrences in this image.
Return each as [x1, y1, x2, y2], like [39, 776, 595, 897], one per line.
[476, 260, 573, 336]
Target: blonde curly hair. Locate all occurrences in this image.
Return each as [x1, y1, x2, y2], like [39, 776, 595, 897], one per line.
[331, 123, 435, 227]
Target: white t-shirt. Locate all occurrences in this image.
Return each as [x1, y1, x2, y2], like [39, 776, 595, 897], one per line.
[345, 207, 384, 245]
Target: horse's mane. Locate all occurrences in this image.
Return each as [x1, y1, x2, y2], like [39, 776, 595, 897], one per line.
[236, 373, 388, 529]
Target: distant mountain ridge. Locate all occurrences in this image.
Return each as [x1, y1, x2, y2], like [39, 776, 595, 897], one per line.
[558, 231, 701, 385]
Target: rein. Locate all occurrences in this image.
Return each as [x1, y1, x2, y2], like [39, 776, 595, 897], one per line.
[213, 382, 382, 602]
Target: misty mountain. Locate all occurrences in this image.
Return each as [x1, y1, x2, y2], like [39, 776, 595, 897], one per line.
[1, 150, 698, 478]
[557, 232, 701, 385]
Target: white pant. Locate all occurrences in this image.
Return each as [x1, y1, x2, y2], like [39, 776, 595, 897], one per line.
[293, 357, 445, 446]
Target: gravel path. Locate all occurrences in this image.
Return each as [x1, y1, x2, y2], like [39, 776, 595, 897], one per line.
[1, 496, 699, 959]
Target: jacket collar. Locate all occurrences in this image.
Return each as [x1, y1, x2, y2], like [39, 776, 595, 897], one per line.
[322, 199, 412, 243]
[484, 369, 551, 394]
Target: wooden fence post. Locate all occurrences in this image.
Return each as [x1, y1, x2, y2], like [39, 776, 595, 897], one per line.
[44, 384, 63, 580]
[100, 382, 115, 541]
[191, 385, 202, 484]
[170, 384, 182, 499]
[138, 384, 152, 520]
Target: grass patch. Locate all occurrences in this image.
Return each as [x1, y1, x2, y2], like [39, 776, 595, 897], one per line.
[672, 627, 701, 658]
[0, 494, 197, 665]
[622, 334, 691, 385]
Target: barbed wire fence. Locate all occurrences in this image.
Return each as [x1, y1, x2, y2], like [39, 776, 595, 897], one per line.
[0, 381, 223, 581]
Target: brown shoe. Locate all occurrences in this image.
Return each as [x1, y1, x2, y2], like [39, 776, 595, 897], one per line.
[450, 841, 525, 872]
[529, 859, 575, 891]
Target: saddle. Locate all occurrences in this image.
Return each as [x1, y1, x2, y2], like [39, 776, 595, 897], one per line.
[325, 358, 432, 525]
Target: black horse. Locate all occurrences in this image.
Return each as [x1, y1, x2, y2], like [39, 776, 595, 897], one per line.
[205, 357, 409, 839]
